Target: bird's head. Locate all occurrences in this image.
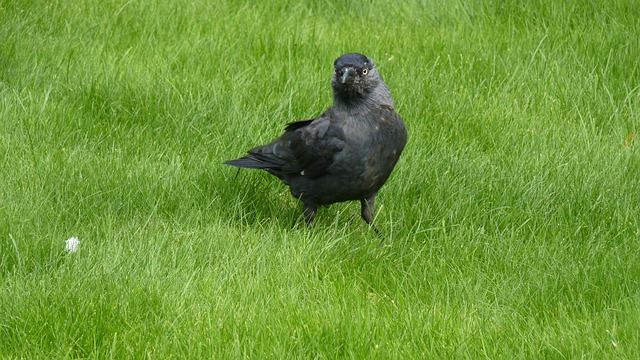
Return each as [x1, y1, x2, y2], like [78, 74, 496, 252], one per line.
[331, 53, 393, 108]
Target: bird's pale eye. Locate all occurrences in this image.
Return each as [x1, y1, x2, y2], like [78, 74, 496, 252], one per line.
[362, 68, 369, 75]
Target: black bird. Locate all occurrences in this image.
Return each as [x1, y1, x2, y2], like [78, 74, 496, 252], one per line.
[224, 53, 407, 230]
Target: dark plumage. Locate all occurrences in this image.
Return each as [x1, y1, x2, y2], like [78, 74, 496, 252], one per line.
[224, 53, 407, 230]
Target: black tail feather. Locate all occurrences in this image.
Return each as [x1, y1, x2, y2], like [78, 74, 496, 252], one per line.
[223, 156, 264, 169]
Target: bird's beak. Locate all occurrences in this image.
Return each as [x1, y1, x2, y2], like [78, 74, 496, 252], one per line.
[339, 67, 357, 85]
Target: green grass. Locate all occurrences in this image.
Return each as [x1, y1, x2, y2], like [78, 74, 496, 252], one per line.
[1, 0, 639, 358]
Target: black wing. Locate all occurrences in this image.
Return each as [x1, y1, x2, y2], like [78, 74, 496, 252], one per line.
[225, 112, 345, 179]
[283, 112, 345, 179]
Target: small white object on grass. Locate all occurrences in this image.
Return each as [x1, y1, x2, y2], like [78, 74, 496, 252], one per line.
[65, 237, 80, 253]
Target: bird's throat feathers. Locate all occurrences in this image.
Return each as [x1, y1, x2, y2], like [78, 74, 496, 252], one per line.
[332, 82, 395, 113]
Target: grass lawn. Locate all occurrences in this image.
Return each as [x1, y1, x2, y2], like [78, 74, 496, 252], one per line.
[1, 0, 639, 358]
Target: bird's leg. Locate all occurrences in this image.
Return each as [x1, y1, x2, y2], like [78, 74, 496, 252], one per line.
[360, 194, 376, 224]
[302, 203, 317, 227]
[361, 194, 382, 236]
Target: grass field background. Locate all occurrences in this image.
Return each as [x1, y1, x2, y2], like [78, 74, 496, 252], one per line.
[1, 0, 639, 358]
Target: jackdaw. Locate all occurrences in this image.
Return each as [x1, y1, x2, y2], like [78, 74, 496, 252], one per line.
[224, 53, 407, 230]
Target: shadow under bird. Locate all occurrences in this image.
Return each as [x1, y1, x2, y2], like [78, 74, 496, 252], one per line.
[224, 53, 407, 231]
